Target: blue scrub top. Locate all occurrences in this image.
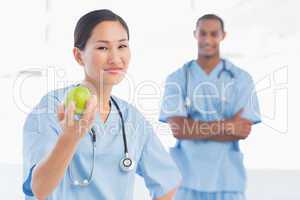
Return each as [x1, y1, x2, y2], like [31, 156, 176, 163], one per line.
[23, 84, 181, 200]
[159, 59, 261, 192]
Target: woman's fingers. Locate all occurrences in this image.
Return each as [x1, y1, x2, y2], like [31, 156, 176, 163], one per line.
[66, 101, 75, 127]
[76, 95, 97, 136]
[57, 104, 65, 122]
[82, 95, 97, 122]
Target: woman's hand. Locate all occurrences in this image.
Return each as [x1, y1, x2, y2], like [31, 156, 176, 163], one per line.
[57, 95, 98, 141]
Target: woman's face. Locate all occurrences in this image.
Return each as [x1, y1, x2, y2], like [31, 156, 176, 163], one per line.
[76, 21, 130, 87]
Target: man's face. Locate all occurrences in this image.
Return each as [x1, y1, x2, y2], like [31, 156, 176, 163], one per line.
[194, 19, 225, 57]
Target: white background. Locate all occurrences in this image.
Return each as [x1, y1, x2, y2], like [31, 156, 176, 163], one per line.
[0, 0, 299, 199]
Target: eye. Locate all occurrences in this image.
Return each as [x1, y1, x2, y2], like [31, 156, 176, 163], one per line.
[200, 32, 206, 37]
[211, 32, 219, 37]
[119, 44, 128, 49]
[97, 47, 108, 50]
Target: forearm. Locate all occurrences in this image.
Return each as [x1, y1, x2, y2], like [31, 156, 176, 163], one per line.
[168, 117, 245, 141]
[208, 121, 243, 141]
[32, 132, 79, 199]
[209, 135, 243, 141]
[168, 117, 226, 140]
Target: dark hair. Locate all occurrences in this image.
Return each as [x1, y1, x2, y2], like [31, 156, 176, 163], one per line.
[196, 14, 224, 32]
[74, 9, 129, 50]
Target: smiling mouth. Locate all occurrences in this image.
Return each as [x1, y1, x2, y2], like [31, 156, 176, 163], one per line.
[103, 68, 124, 75]
[202, 46, 214, 49]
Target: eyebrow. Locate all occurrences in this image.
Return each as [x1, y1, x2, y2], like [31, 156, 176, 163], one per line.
[95, 39, 128, 43]
[199, 28, 219, 32]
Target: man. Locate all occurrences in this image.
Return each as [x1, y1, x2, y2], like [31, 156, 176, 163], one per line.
[159, 14, 261, 200]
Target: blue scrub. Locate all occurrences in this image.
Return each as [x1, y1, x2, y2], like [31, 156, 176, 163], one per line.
[175, 188, 246, 200]
[23, 84, 181, 200]
[159, 59, 261, 199]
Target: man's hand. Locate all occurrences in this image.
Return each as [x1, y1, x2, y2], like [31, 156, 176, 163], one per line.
[224, 109, 252, 139]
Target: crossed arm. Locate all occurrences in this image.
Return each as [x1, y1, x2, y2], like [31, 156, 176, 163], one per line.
[155, 188, 177, 200]
[167, 109, 253, 141]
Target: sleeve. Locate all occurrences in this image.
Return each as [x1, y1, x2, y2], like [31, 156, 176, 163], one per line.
[234, 73, 262, 125]
[22, 96, 60, 197]
[159, 71, 188, 123]
[136, 121, 181, 199]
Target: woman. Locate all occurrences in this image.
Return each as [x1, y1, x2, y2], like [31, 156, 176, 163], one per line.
[23, 9, 180, 200]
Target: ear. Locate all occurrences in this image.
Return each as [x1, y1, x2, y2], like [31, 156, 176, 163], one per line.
[73, 47, 85, 66]
[193, 30, 197, 39]
[221, 31, 227, 40]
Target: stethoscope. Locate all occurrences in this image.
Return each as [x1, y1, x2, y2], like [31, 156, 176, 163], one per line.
[184, 59, 235, 108]
[68, 95, 135, 187]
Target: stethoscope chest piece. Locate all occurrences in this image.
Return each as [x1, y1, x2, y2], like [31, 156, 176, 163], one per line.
[119, 154, 135, 172]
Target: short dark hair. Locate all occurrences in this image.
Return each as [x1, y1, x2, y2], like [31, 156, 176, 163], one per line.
[196, 14, 224, 32]
[74, 9, 129, 50]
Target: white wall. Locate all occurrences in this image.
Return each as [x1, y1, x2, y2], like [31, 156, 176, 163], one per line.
[1, 0, 298, 169]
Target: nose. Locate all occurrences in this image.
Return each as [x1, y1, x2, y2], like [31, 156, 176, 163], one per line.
[202, 35, 213, 45]
[107, 48, 122, 65]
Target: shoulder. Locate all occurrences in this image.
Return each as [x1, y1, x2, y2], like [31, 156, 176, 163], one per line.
[225, 59, 254, 83]
[24, 85, 74, 132]
[33, 85, 74, 113]
[165, 60, 194, 84]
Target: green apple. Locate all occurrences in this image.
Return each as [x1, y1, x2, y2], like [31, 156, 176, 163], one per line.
[64, 86, 92, 115]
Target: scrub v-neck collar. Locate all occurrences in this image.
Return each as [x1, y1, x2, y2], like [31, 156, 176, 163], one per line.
[95, 99, 117, 128]
[192, 59, 223, 80]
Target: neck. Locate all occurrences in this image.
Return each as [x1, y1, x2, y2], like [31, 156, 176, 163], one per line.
[197, 53, 221, 74]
